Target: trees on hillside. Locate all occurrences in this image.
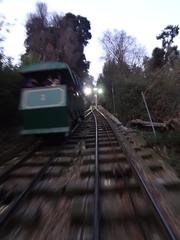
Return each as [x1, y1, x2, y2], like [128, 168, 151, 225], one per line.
[151, 25, 180, 68]
[0, 2, 92, 128]
[0, 14, 15, 70]
[99, 30, 146, 121]
[22, 2, 92, 78]
[150, 47, 165, 69]
[0, 14, 8, 69]
[101, 30, 146, 68]
[157, 25, 179, 54]
[99, 26, 180, 123]
[0, 15, 22, 127]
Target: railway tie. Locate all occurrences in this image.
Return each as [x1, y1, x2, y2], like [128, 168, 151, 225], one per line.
[0, 106, 180, 239]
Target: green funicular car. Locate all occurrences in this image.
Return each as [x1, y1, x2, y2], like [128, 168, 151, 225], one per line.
[19, 61, 84, 135]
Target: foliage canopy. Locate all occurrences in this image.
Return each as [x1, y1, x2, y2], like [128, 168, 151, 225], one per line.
[22, 2, 92, 78]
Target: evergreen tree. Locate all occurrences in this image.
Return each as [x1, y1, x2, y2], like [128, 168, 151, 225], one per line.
[23, 2, 92, 77]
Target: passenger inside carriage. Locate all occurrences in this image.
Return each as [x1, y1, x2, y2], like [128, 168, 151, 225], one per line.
[51, 78, 60, 86]
[23, 72, 62, 88]
[24, 78, 39, 88]
[44, 75, 61, 86]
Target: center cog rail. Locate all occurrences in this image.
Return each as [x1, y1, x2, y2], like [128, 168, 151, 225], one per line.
[92, 109, 100, 240]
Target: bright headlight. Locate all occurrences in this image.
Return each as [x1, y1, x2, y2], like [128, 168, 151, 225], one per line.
[83, 86, 92, 96]
[97, 88, 103, 94]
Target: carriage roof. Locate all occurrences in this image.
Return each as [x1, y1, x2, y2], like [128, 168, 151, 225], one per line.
[21, 62, 71, 73]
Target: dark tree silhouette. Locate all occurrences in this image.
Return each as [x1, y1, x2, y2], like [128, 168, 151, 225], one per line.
[156, 25, 179, 62]
[151, 47, 165, 69]
[23, 2, 92, 77]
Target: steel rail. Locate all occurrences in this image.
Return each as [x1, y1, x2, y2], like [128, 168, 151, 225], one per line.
[0, 112, 85, 184]
[0, 142, 41, 183]
[0, 149, 61, 228]
[0, 109, 92, 229]
[95, 110, 148, 239]
[84, 107, 93, 119]
[97, 108, 177, 240]
[92, 109, 100, 240]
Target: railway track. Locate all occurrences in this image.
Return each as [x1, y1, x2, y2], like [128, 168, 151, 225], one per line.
[0, 107, 180, 239]
[0, 133, 37, 167]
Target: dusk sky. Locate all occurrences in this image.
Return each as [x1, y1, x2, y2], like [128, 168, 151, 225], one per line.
[1, 0, 180, 79]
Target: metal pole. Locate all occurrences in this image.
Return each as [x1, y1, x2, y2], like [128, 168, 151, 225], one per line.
[141, 91, 157, 137]
[95, 93, 97, 108]
[112, 84, 116, 114]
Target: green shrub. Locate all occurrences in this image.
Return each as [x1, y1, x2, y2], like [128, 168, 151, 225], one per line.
[0, 69, 23, 128]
